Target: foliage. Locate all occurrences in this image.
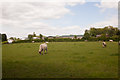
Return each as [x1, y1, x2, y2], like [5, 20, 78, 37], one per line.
[44, 37, 48, 41]
[9, 37, 14, 40]
[110, 35, 119, 41]
[0, 33, 1, 40]
[7, 26, 120, 43]
[13, 40, 31, 43]
[89, 26, 119, 37]
[9, 37, 18, 41]
[39, 34, 43, 39]
[83, 26, 120, 41]
[33, 32, 36, 37]
[83, 30, 90, 40]
[2, 41, 8, 44]
[2, 34, 7, 42]
[28, 34, 33, 40]
[34, 39, 44, 42]
[74, 35, 77, 39]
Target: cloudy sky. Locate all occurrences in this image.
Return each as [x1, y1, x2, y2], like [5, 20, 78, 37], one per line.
[0, 0, 118, 38]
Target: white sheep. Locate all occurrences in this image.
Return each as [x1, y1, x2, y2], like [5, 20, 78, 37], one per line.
[109, 40, 113, 42]
[39, 42, 48, 55]
[119, 41, 120, 45]
[102, 41, 107, 48]
[32, 41, 35, 43]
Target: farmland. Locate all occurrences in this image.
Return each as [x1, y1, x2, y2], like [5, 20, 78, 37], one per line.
[2, 42, 118, 78]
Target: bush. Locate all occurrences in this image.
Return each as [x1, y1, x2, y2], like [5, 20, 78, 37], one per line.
[110, 35, 119, 41]
[34, 39, 44, 42]
[2, 41, 8, 44]
[13, 40, 31, 43]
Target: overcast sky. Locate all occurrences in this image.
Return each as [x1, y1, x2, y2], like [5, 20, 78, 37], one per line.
[0, 0, 118, 38]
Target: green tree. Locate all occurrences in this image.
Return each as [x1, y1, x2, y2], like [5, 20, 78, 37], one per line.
[39, 34, 43, 39]
[53, 37, 56, 39]
[28, 34, 33, 40]
[33, 32, 36, 37]
[44, 37, 48, 41]
[84, 30, 90, 40]
[0, 33, 1, 41]
[90, 28, 97, 37]
[17, 38, 20, 41]
[116, 29, 120, 35]
[100, 34, 106, 41]
[107, 26, 116, 37]
[74, 35, 77, 39]
[9, 37, 14, 40]
[111, 35, 119, 41]
[9, 37, 18, 41]
[2, 34, 7, 42]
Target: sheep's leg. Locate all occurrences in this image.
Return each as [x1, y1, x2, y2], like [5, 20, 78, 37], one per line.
[103, 45, 104, 48]
[105, 44, 107, 47]
[41, 49, 43, 55]
[43, 50, 45, 55]
[46, 48, 47, 54]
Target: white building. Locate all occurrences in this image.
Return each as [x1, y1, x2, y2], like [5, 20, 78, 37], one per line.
[33, 37, 40, 40]
[21, 37, 28, 40]
[8, 39, 14, 43]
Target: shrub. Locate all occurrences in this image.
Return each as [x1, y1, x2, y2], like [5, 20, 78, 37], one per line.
[2, 41, 8, 44]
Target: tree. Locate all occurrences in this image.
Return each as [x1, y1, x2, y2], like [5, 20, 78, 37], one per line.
[90, 28, 97, 37]
[84, 30, 90, 40]
[17, 38, 20, 41]
[9, 37, 14, 40]
[53, 37, 56, 39]
[56, 35, 59, 37]
[33, 32, 36, 37]
[74, 35, 77, 39]
[99, 34, 106, 41]
[0, 33, 1, 41]
[116, 29, 120, 36]
[44, 37, 48, 41]
[107, 26, 117, 37]
[39, 34, 43, 39]
[28, 34, 33, 40]
[111, 35, 119, 41]
[2, 34, 7, 42]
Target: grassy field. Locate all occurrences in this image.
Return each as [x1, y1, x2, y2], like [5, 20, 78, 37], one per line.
[2, 42, 118, 78]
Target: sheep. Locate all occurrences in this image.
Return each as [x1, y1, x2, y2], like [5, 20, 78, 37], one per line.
[45, 42, 49, 43]
[119, 41, 120, 45]
[39, 42, 48, 55]
[32, 41, 35, 43]
[109, 40, 113, 42]
[102, 41, 107, 48]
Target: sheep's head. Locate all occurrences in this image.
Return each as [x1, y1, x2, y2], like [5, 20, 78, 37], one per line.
[39, 51, 41, 54]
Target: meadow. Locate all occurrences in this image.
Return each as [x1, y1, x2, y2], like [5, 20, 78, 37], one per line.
[2, 42, 118, 78]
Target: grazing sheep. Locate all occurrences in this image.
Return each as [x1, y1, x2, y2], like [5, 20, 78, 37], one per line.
[119, 41, 120, 45]
[109, 40, 113, 42]
[102, 41, 107, 48]
[32, 41, 35, 43]
[46, 42, 49, 43]
[8, 39, 13, 44]
[39, 43, 47, 55]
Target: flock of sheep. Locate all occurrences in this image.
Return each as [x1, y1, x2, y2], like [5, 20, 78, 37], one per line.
[38, 40, 119, 55]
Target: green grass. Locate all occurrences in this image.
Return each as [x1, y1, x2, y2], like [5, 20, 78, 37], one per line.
[2, 42, 118, 78]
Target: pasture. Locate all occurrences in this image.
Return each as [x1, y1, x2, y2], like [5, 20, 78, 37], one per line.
[2, 42, 118, 78]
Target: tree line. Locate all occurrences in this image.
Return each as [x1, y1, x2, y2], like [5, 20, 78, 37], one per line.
[83, 26, 120, 41]
[28, 32, 43, 40]
[1, 26, 120, 43]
